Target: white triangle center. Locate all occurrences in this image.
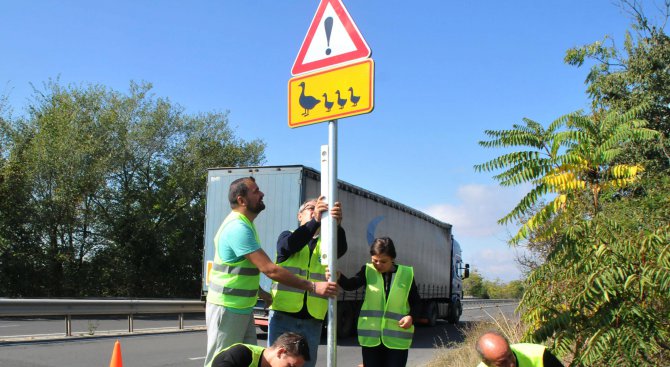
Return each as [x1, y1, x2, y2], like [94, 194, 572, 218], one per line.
[303, 3, 357, 64]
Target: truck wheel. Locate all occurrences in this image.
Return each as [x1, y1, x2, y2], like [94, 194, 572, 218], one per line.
[426, 301, 438, 327]
[447, 299, 462, 324]
[337, 302, 355, 338]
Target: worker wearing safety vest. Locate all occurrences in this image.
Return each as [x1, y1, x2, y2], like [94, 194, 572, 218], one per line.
[475, 331, 564, 367]
[204, 177, 338, 367]
[268, 196, 348, 367]
[209, 332, 311, 367]
[338, 237, 420, 367]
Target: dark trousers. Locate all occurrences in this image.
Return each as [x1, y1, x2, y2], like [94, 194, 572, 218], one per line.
[361, 345, 409, 367]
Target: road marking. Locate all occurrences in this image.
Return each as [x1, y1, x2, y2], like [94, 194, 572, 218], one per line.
[189, 356, 206, 361]
[0, 324, 20, 328]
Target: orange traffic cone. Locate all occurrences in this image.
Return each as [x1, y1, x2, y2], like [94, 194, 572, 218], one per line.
[109, 340, 123, 367]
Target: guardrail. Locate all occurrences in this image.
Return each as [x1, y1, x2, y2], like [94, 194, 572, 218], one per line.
[461, 298, 518, 310]
[0, 298, 204, 337]
[0, 298, 517, 339]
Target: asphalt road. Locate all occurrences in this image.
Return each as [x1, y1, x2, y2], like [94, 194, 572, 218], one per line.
[0, 303, 518, 367]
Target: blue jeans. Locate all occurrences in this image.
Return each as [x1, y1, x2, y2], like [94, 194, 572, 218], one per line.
[268, 310, 323, 367]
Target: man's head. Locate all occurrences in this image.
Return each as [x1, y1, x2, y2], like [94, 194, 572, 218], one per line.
[297, 199, 317, 225]
[476, 331, 516, 367]
[268, 332, 310, 367]
[228, 177, 265, 214]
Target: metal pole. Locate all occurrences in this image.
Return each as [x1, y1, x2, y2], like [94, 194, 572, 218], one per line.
[65, 315, 72, 336]
[327, 120, 338, 367]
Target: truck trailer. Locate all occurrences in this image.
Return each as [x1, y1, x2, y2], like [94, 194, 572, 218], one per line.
[201, 165, 469, 337]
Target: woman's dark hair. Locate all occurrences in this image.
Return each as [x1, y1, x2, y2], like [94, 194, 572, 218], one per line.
[369, 237, 396, 259]
[274, 332, 310, 361]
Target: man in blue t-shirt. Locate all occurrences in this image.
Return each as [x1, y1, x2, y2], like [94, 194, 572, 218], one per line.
[204, 177, 339, 367]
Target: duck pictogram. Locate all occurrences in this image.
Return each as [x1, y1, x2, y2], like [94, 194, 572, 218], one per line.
[335, 90, 347, 109]
[348, 87, 360, 107]
[322, 93, 334, 112]
[298, 82, 321, 116]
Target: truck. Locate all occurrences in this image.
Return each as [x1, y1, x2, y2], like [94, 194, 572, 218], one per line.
[201, 165, 469, 337]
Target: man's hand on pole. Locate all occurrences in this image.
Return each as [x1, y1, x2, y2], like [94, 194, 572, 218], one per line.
[313, 281, 339, 297]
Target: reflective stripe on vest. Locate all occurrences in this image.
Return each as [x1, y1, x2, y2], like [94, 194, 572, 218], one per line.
[270, 236, 328, 319]
[207, 343, 264, 367]
[357, 263, 415, 350]
[206, 212, 260, 309]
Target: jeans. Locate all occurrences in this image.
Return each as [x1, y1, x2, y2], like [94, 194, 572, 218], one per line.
[268, 310, 323, 367]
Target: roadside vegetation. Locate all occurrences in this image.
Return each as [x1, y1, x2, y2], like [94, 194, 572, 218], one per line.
[426, 312, 532, 367]
[0, 81, 265, 298]
[463, 269, 524, 299]
[474, 1, 669, 365]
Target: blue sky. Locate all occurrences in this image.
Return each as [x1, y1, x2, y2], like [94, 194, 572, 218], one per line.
[1, 1, 642, 281]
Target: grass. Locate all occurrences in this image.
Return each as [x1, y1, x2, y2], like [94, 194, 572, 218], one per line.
[424, 308, 525, 367]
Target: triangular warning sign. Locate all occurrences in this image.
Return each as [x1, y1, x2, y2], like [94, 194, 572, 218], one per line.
[291, 0, 371, 76]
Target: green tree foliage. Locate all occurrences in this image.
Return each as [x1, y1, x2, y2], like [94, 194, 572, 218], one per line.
[479, 110, 668, 365]
[0, 81, 265, 297]
[486, 279, 525, 300]
[463, 270, 524, 299]
[475, 106, 657, 244]
[464, 269, 489, 298]
[565, 0, 670, 173]
[521, 176, 669, 366]
[476, 4, 670, 361]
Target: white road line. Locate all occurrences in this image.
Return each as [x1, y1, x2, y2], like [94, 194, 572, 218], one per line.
[189, 356, 206, 361]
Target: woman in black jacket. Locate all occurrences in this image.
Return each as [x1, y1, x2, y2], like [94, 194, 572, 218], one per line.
[338, 237, 421, 367]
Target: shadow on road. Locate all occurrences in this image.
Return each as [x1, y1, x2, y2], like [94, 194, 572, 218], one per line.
[310, 320, 474, 348]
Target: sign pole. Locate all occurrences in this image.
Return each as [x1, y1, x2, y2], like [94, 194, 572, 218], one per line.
[326, 119, 338, 367]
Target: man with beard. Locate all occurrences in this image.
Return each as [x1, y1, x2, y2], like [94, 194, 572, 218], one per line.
[205, 177, 338, 367]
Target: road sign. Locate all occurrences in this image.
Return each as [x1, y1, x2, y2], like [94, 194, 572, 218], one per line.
[291, 0, 371, 76]
[288, 59, 374, 128]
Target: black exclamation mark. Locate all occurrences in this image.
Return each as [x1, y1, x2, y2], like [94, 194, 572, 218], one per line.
[324, 17, 333, 55]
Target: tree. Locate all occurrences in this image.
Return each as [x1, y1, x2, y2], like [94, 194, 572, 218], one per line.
[565, 0, 670, 174]
[0, 80, 265, 297]
[0, 96, 48, 296]
[463, 269, 489, 298]
[476, 102, 666, 365]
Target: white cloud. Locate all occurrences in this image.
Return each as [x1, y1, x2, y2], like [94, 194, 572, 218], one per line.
[423, 183, 526, 238]
[471, 245, 524, 282]
[421, 183, 531, 282]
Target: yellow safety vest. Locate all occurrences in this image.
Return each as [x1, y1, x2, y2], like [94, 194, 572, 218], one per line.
[357, 264, 414, 350]
[476, 343, 546, 367]
[207, 343, 264, 367]
[206, 212, 260, 309]
[270, 236, 328, 319]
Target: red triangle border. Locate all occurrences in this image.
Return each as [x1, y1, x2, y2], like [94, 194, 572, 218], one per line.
[291, 0, 371, 76]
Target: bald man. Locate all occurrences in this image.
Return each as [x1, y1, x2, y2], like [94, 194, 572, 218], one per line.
[475, 331, 563, 367]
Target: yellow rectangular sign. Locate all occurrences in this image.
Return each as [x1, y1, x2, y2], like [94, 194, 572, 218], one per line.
[288, 59, 374, 128]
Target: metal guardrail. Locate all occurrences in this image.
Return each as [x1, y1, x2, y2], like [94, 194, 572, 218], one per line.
[0, 298, 517, 339]
[461, 298, 518, 310]
[0, 298, 205, 337]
